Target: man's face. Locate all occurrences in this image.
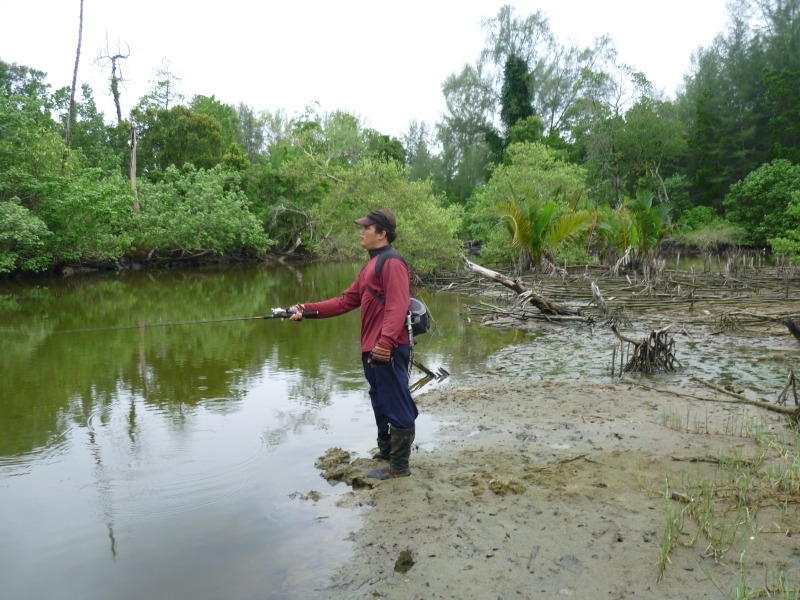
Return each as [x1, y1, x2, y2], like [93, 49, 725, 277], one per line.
[359, 224, 387, 250]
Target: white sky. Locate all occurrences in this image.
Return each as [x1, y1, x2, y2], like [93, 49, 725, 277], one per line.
[1, 1, 730, 137]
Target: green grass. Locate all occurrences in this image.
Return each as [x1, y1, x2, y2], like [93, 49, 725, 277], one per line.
[655, 408, 800, 596]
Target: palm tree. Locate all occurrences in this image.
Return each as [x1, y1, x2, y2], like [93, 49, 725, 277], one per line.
[628, 191, 671, 262]
[594, 192, 671, 270]
[497, 196, 592, 272]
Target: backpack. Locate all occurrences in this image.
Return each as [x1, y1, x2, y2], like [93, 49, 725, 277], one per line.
[370, 248, 431, 337]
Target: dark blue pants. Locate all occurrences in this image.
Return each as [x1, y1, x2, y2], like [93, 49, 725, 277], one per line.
[362, 344, 418, 433]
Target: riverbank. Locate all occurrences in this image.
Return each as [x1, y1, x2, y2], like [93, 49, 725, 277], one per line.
[316, 377, 800, 599]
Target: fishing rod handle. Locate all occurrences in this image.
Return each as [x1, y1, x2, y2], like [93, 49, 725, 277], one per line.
[264, 310, 319, 319]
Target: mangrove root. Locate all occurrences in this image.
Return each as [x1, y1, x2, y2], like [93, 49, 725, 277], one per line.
[611, 323, 681, 375]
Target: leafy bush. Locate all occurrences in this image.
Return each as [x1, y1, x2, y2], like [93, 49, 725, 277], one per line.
[0, 198, 51, 273]
[675, 206, 720, 232]
[768, 191, 800, 262]
[724, 159, 800, 246]
[310, 158, 462, 275]
[135, 164, 273, 256]
[36, 169, 136, 264]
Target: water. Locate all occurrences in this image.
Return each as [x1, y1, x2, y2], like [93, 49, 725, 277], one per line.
[0, 263, 520, 600]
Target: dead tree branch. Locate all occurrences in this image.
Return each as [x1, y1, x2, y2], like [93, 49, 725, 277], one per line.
[460, 255, 578, 316]
[691, 376, 800, 418]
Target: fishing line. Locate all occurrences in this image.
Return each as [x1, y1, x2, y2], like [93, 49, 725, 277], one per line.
[49, 309, 318, 334]
[52, 315, 267, 334]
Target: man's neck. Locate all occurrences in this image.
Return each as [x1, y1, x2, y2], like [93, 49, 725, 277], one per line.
[368, 243, 392, 258]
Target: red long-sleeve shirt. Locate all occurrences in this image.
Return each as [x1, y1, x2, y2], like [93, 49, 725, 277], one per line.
[303, 246, 410, 352]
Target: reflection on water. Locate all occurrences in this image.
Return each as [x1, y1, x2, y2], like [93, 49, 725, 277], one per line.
[0, 263, 519, 600]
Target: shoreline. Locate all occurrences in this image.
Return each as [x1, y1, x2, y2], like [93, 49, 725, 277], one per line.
[317, 377, 799, 599]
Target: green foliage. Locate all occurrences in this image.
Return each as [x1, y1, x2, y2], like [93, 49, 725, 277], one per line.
[675, 206, 721, 232]
[582, 98, 685, 206]
[190, 94, 240, 149]
[672, 222, 743, 252]
[592, 193, 671, 263]
[495, 198, 592, 270]
[627, 191, 672, 259]
[221, 143, 250, 172]
[507, 115, 544, 146]
[135, 165, 273, 256]
[593, 203, 637, 260]
[0, 87, 63, 207]
[500, 53, 534, 137]
[764, 68, 800, 163]
[680, 0, 800, 211]
[364, 129, 406, 163]
[53, 83, 121, 172]
[768, 191, 800, 261]
[134, 105, 225, 177]
[310, 158, 462, 274]
[0, 198, 51, 272]
[464, 142, 587, 244]
[724, 159, 800, 246]
[38, 169, 135, 263]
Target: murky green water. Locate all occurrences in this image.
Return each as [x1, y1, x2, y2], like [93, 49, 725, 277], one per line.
[0, 263, 521, 600]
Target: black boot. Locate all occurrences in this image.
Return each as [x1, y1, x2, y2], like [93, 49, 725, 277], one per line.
[372, 431, 391, 460]
[367, 427, 415, 479]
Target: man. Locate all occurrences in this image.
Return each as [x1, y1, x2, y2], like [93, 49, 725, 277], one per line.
[288, 208, 418, 479]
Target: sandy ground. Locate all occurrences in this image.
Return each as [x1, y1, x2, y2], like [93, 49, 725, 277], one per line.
[314, 377, 800, 600]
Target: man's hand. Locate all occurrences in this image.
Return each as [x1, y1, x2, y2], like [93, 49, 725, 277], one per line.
[288, 303, 305, 321]
[369, 344, 392, 366]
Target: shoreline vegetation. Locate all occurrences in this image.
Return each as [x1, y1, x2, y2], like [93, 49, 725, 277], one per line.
[4, 1, 800, 281]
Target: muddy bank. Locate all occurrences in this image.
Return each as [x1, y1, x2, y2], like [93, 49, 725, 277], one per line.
[315, 378, 799, 599]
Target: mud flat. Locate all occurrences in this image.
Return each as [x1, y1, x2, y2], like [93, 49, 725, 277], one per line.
[318, 378, 800, 599]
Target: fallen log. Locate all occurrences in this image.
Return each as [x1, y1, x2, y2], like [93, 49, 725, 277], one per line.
[691, 376, 800, 418]
[460, 255, 579, 316]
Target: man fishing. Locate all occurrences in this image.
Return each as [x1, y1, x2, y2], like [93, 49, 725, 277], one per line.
[287, 208, 418, 479]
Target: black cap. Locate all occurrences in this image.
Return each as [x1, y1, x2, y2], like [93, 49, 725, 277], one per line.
[354, 208, 396, 230]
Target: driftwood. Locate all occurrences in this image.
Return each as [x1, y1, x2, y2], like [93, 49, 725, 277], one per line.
[590, 281, 609, 317]
[460, 255, 578, 316]
[691, 376, 800, 419]
[776, 369, 797, 407]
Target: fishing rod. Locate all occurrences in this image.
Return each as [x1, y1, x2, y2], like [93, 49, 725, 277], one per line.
[52, 308, 318, 334]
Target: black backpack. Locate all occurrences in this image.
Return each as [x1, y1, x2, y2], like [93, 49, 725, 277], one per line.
[370, 248, 430, 337]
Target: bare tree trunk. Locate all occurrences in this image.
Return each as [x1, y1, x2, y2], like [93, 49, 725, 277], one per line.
[95, 35, 130, 125]
[130, 124, 138, 212]
[460, 255, 578, 315]
[111, 60, 122, 124]
[65, 0, 84, 149]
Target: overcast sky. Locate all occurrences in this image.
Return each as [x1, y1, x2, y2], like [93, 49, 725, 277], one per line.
[1, 1, 730, 137]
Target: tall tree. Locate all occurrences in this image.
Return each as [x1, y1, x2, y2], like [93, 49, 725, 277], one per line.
[133, 105, 224, 175]
[479, 5, 616, 138]
[136, 59, 184, 112]
[438, 64, 496, 204]
[236, 103, 267, 160]
[499, 53, 534, 137]
[190, 94, 240, 149]
[95, 35, 130, 125]
[65, 0, 84, 149]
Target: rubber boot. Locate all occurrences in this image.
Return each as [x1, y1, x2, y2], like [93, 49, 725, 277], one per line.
[372, 432, 391, 461]
[367, 427, 415, 479]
